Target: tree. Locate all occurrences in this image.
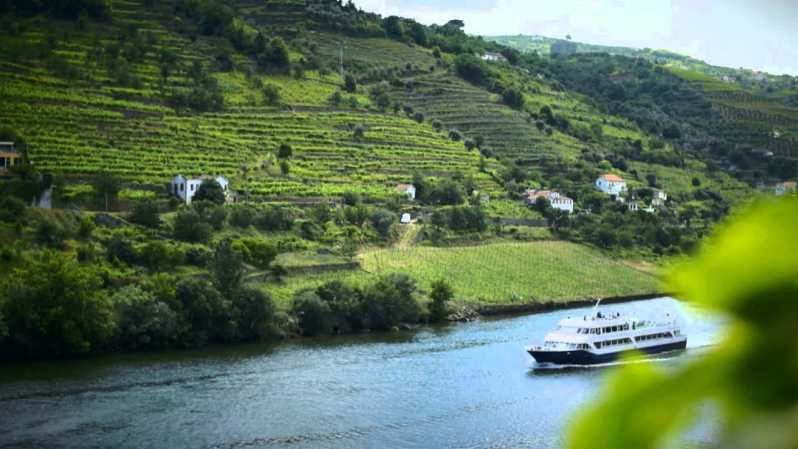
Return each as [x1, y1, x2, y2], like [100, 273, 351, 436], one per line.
[112, 286, 180, 350]
[279, 160, 290, 176]
[232, 287, 275, 341]
[413, 111, 425, 123]
[353, 124, 365, 139]
[502, 87, 524, 109]
[173, 208, 212, 243]
[263, 84, 281, 105]
[229, 206, 256, 228]
[193, 180, 226, 204]
[369, 208, 396, 240]
[691, 177, 701, 187]
[93, 171, 119, 211]
[277, 143, 293, 159]
[291, 289, 331, 336]
[344, 73, 357, 93]
[454, 54, 491, 86]
[646, 173, 659, 188]
[464, 138, 476, 151]
[429, 279, 453, 323]
[448, 128, 463, 141]
[174, 278, 230, 346]
[360, 274, 420, 330]
[431, 119, 443, 132]
[211, 239, 244, 297]
[382, 16, 405, 39]
[1, 251, 114, 357]
[130, 199, 160, 228]
[662, 124, 682, 140]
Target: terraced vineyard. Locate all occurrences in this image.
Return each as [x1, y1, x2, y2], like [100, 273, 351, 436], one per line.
[0, 0, 502, 201]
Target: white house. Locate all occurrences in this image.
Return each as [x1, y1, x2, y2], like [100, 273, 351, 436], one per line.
[525, 189, 574, 213]
[400, 213, 412, 224]
[595, 174, 627, 196]
[775, 181, 797, 196]
[170, 174, 230, 204]
[481, 52, 506, 63]
[396, 183, 416, 200]
[627, 201, 639, 212]
[651, 189, 668, 207]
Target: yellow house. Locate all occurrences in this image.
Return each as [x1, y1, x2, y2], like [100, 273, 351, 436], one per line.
[0, 141, 21, 174]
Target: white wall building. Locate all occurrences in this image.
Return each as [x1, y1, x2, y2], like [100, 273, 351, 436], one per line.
[170, 174, 230, 204]
[481, 52, 506, 63]
[396, 183, 416, 200]
[595, 174, 627, 196]
[525, 189, 574, 213]
[651, 189, 668, 207]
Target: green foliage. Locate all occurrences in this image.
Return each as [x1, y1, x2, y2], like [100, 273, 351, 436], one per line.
[229, 205, 256, 228]
[231, 287, 276, 341]
[263, 84, 281, 105]
[291, 289, 332, 336]
[129, 199, 160, 228]
[3, 0, 111, 20]
[193, 180, 226, 205]
[92, 171, 120, 211]
[233, 237, 277, 269]
[568, 198, 798, 449]
[0, 251, 113, 357]
[454, 54, 491, 86]
[111, 285, 180, 350]
[277, 143, 293, 159]
[255, 206, 294, 231]
[502, 86, 524, 109]
[211, 238, 244, 297]
[344, 73, 357, 93]
[173, 207, 212, 243]
[429, 279, 453, 323]
[360, 274, 420, 330]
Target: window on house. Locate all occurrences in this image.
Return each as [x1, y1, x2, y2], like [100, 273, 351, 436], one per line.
[180, 184, 184, 192]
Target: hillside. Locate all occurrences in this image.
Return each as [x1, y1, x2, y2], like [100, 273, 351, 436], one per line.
[0, 0, 780, 358]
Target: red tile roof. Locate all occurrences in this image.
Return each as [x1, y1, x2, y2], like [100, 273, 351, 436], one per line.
[599, 174, 624, 182]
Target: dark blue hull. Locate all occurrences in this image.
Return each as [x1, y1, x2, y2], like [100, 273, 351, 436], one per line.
[528, 340, 687, 365]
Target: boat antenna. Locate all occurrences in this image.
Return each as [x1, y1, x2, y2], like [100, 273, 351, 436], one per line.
[592, 298, 602, 318]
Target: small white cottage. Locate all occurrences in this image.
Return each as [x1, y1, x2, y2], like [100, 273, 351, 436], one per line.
[400, 213, 412, 224]
[396, 183, 416, 201]
[595, 174, 627, 196]
[525, 189, 574, 213]
[170, 174, 230, 204]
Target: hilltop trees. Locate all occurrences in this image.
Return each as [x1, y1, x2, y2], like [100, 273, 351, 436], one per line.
[455, 54, 491, 86]
[1, 0, 111, 20]
[429, 279, 453, 323]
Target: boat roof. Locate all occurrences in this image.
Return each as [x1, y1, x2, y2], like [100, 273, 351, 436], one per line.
[558, 315, 636, 328]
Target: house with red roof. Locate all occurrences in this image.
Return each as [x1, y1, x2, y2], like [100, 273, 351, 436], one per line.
[595, 174, 627, 196]
[525, 189, 574, 213]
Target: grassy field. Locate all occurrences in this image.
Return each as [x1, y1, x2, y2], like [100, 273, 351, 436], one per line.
[260, 241, 659, 306]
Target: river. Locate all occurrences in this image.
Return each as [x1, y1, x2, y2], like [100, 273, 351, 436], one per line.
[0, 297, 724, 449]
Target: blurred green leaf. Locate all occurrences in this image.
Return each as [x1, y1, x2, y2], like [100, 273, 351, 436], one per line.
[567, 198, 798, 449]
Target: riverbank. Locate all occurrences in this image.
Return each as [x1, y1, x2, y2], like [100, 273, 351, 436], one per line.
[474, 292, 670, 317]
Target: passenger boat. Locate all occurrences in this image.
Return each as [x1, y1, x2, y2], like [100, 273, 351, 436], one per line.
[527, 301, 687, 365]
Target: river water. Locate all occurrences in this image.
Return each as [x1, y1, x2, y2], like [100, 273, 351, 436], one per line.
[0, 297, 724, 449]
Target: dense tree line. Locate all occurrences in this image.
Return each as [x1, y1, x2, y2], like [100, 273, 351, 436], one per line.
[0, 0, 111, 20]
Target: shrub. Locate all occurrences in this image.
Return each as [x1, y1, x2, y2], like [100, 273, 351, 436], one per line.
[431, 119, 443, 132]
[353, 124, 365, 139]
[413, 111, 425, 123]
[173, 208, 212, 243]
[369, 208, 396, 240]
[129, 199, 160, 228]
[344, 73, 357, 93]
[279, 160, 290, 176]
[1, 251, 114, 357]
[112, 286, 180, 350]
[502, 87, 525, 109]
[263, 84, 281, 105]
[454, 54, 491, 86]
[291, 289, 331, 336]
[229, 206, 256, 228]
[429, 279, 453, 323]
[360, 274, 420, 330]
[255, 206, 294, 231]
[448, 128, 463, 141]
[232, 287, 276, 341]
[211, 239, 244, 297]
[277, 143, 293, 159]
